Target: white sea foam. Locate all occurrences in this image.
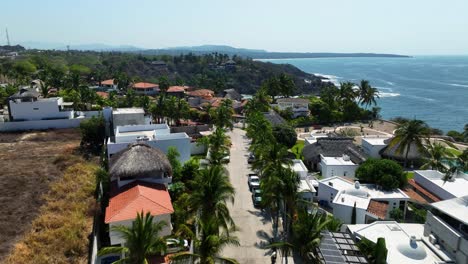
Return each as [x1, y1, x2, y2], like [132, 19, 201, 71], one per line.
[378, 92, 400, 98]
[314, 73, 341, 86]
[385, 81, 395, 86]
[449, 83, 468, 88]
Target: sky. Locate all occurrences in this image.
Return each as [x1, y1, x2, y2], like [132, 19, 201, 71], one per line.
[1, 0, 467, 55]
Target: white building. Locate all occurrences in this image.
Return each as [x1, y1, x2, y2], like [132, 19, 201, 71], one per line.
[413, 170, 468, 200]
[276, 98, 310, 118]
[304, 133, 328, 145]
[290, 159, 317, 203]
[132, 82, 159, 96]
[8, 89, 74, 121]
[112, 108, 146, 129]
[319, 154, 358, 178]
[107, 124, 191, 163]
[361, 136, 390, 158]
[348, 221, 453, 264]
[424, 196, 468, 264]
[317, 177, 410, 224]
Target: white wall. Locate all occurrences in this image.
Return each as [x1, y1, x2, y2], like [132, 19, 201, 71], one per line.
[113, 112, 146, 129]
[9, 98, 73, 121]
[0, 118, 85, 132]
[317, 182, 339, 205]
[414, 172, 457, 200]
[362, 140, 386, 158]
[109, 214, 172, 246]
[320, 162, 357, 178]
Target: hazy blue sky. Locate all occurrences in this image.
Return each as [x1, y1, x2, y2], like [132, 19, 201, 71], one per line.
[1, 0, 467, 55]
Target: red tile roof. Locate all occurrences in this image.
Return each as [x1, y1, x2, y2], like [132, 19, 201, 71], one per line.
[101, 79, 115, 85]
[403, 179, 441, 203]
[366, 200, 388, 219]
[105, 182, 174, 223]
[167, 86, 186, 93]
[96, 91, 109, 99]
[133, 82, 159, 89]
[187, 89, 214, 98]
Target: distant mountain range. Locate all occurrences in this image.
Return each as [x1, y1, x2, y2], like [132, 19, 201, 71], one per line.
[17, 42, 410, 58]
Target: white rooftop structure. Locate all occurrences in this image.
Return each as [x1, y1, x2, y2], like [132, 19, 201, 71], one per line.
[291, 159, 308, 179]
[348, 221, 453, 264]
[321, 155, 356, 166]
[304, 133, 328, 145]
[414, 170, 468, 200]
[108, 124, 191, 163]
[318, 177, 410, 224]
[361, 136, 391, 158]
[431, 196, 468, 226]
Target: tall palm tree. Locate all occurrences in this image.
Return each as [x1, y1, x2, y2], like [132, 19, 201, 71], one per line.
[213, 99, 234, 130]
[337, 82, 357, 109]
[421, 141, 457, 171]
[388, 119, 429, 167]
[189, 165, 236, 233]
[292, 208, 331, 262]
[279, 167, 300, 241]
[98, 212, 167, 264]
[171, 218, 240, 264]
[358, 80, 380, 108]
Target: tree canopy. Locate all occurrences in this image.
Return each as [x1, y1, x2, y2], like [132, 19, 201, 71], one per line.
[355, 159, 407, 190]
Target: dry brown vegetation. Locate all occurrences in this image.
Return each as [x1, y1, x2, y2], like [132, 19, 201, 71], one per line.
[0, 129, 98, 263]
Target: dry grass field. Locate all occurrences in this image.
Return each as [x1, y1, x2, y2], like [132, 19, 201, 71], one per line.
[0, 129, 97, 263]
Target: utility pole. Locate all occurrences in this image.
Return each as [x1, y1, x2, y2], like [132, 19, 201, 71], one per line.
[5, 28, 11, 46]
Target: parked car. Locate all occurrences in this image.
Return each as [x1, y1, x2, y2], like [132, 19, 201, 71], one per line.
[252, 188, 262, 207]
[248, 153, 255, 164]
[166, 238, 189, 254]
[248, 175, 260, 191]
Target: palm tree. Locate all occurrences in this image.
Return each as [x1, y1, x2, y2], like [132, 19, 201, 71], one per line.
[98, 212, 167, 264]
[171, 218, 240, 264]
[279, 167, 300, 240]
[358, 80, 380, 108]
[388, 119, 429, 168]
[292, 208, 331, 262]
[421, 141, 457, 171]
[213, 99, 234, 130]
[189, 165, 236, 233]
[256, 230, 294, 264]
[443, 149, 468, 183]
[337, 82, 357, 109]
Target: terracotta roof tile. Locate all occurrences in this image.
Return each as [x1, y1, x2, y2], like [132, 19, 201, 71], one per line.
[105, 182, 173, 223]
[101, 79, 115, 85]
[366, 200, 388, 219]
[167, 86, 186, 93]
[133, 82, 159, 89]
[403, 179, 441, 203]
[187, 89, 214, 98]
[96, 91, 109, 99]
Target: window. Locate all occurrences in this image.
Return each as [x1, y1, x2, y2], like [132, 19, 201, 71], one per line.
[343, 171, 347, 177]
[33, 108, 39, 110]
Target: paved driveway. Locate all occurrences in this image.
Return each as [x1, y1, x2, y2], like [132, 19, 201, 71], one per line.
[222, 128, 273, 264]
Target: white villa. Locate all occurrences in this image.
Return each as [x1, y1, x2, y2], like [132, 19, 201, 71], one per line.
[413, 170, 468, 200]
[276, 98, 310, 118]
[319, 154, 358, 178]
[348, 221, 453, 264]
[7, 89, 74, 121]
[317, 177, 410, 224]
[107, 124, 191, 163]
[361, 136, 391, 158]
[131, 82, 159, 96]
[111, 108, 146, 129]
[105, 143, 174, 246]
[425, 196, 468, 263]
[290, 159, 317, 203]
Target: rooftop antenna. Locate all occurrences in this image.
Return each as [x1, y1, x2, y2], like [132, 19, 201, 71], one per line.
[5, 28, 11, 46]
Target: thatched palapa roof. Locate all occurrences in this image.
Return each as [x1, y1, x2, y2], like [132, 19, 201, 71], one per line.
[302, 137, 367, 164]
[379, 138, 426, 161]
[110, 143, 172, 180]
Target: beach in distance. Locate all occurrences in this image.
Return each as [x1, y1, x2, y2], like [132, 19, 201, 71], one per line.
[261, 56, 468, 132]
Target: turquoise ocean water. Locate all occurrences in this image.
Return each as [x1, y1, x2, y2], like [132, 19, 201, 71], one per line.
[261, 56, 468, 132]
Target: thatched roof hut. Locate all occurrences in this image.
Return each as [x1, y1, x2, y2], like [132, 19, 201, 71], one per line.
[302, 137, 367, 169]
[379, 138, 427, 162]
[110, 143, 172, 181]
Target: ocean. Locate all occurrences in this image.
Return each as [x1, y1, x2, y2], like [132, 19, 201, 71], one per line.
[260, 56, 468, 132]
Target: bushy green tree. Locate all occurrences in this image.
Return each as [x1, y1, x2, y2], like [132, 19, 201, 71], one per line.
[167, 146, 182, 181]
[79, 115, 106, 153]
[355, 159, 407, 190]
[272, 124, 297, 149]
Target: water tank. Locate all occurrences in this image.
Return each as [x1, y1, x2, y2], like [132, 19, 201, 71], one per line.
[428, 234, 437, 244]
[342, 154, 350, 161]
